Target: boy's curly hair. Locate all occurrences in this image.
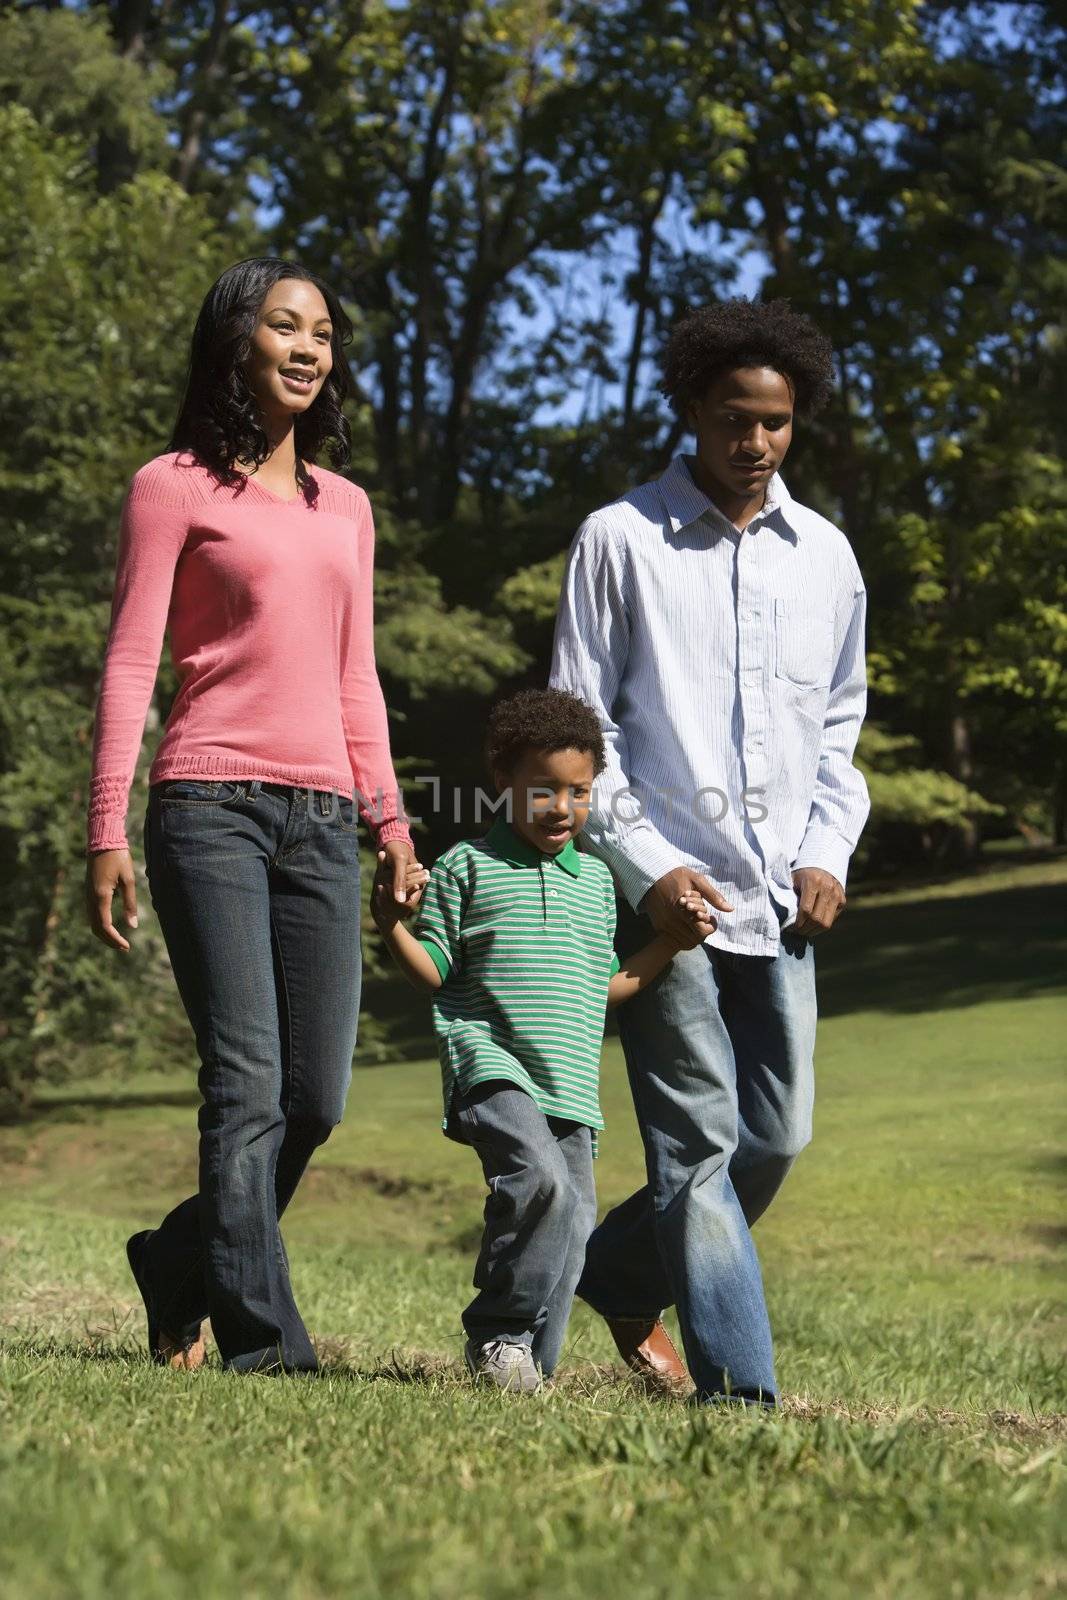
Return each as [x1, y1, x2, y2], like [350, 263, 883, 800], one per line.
[485, 688, 606, 781]
[661, 298, 834, 418]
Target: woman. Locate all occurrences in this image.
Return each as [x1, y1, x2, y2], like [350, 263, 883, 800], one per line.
[86, 257, 420, 1373]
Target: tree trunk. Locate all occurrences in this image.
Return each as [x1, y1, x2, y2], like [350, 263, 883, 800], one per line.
[1053, 766, 1066, 847]
[173, 0, 233, 193]
[96, 0, 151, 192]
[623, 188, 667, 430]
[946, 708, 980, 861]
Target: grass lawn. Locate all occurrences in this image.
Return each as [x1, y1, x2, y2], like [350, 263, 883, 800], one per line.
[1, 858, 1064, 1599]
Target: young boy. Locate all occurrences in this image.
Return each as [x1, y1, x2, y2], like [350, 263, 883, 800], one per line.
[373, 687, 706, 1391]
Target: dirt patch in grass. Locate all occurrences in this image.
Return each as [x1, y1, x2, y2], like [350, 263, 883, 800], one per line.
[783, 1395, 1067, 1436]
[0, 1124, 196, 1198]
[302, 1164, 448, 1203]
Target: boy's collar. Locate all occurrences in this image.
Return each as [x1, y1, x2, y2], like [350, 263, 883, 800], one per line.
[485, 816, 582, 877]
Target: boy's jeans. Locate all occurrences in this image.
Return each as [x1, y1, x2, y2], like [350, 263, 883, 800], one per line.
[141, 779, 362, 1372]
[578, 900, 816, 1403]
[449, 1082, 597, 1377]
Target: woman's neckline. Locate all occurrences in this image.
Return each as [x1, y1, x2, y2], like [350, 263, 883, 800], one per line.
[232, 463, 314, 505]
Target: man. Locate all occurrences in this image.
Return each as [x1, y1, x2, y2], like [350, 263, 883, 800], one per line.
[550, 298, 869, 1405]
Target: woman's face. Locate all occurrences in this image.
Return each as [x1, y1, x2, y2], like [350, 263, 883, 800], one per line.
[243, 277, 334, 425]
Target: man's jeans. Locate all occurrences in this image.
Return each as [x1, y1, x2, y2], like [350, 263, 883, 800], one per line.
[578, 899, 816, 1403]
[141, 779, 362, 1372]
[449, 1082, 597, 1377]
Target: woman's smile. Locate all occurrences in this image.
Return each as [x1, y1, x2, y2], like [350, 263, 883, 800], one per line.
[280, 369, 317, 395]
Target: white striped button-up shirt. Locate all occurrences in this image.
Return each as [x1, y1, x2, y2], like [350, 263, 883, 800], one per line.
[550, 454, 870, 956]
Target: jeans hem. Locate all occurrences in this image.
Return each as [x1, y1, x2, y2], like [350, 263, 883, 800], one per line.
[575, 1287, 664, 1323]
[462, 1329, 535, 1349]
[691, 1391, 778, 1410]
[222, 1345, 319, 1375]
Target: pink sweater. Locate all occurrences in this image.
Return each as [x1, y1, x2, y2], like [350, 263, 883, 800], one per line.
[87, 452, 412, 854]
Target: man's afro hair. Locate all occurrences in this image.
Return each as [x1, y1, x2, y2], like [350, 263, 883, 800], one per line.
[485, 688, 606, 780]
[661, 298, 834, 418]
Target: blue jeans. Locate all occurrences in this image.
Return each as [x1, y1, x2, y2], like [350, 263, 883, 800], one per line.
[141, 779, 362, 1372]
[448, 1082, 597, 1377]
[578, 900, 816, 1403]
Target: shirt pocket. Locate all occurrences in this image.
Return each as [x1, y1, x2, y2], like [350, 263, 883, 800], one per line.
[774, 597, 834, 689]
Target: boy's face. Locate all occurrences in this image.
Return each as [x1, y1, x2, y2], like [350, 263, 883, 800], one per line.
[493, 746, 595, 857]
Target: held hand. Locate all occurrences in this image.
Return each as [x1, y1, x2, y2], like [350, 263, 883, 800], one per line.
[372, 843, 427, 929]
[791, 867, 846, 937]
[641, 867, 731, 945]
[667, 890, 711, 951]
[86, 849, 139, 954]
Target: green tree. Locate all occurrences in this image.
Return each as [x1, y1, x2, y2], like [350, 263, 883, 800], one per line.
[0, 72, 230, 1113]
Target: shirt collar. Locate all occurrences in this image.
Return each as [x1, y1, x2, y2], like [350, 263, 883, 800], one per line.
[656, 454, 800, 540]
[485, 817, 582, 877]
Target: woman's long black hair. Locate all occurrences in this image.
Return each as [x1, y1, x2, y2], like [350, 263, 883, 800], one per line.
[169, 257, 353, 500]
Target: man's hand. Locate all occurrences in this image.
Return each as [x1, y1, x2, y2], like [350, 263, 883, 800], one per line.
[372, 842, 426, 927]
[791, 867, 846, 937]
[640, 868, 732, 945]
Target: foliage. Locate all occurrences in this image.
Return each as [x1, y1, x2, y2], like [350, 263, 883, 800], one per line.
[0, 1, 1065, 1106]
[852, 725, 1003, 870]
[0, 88, 228, 1116]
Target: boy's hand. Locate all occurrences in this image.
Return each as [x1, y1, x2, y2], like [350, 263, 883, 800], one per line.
[641, 867, 727, 944]
[666, 890, 710, 951]
[372, 852, 429, 932]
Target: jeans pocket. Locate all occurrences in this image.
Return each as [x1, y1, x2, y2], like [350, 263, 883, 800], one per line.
[337, 793, 359, 833]
[156, 779, 244, 806]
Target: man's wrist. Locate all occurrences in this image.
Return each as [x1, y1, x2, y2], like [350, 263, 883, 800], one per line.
[793, 830, 852, 890]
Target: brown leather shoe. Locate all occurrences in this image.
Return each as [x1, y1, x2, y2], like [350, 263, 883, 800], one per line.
[603, 1316, 692, 1395]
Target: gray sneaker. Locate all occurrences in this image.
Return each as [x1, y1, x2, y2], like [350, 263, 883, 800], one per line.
[464, 1337, 542, 1392]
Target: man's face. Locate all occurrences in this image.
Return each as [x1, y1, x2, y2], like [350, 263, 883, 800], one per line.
[689, 366, 794, 502]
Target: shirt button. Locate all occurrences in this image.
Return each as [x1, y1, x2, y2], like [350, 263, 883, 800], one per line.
[548, 889, 558, 897]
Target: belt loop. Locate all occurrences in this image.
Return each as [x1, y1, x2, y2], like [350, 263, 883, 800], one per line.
[248, 779, 262, 800]
[318, 789, 332, 817]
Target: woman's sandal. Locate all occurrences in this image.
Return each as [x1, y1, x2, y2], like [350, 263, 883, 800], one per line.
[125, 1230, 207, 1370]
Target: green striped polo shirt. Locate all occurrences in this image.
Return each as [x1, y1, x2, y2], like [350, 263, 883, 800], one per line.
[415, 817, 620, 1132]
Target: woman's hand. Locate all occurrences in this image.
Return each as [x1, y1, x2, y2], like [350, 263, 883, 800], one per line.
[372, 841, 428, 929]
[86, 849, 139, 953]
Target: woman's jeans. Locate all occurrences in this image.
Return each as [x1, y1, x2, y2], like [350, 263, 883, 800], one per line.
[141, 779, 362, 1372]
[578, 899, 816, 1404]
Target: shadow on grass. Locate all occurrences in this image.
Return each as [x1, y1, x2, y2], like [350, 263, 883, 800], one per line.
[0, 1336, 144, 1369]
[816, 880, 1067, 1017]
[24, 876, 1066, 1128]
[30, 1088, 202, 1118]
[368, 875, 1067, 1042]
